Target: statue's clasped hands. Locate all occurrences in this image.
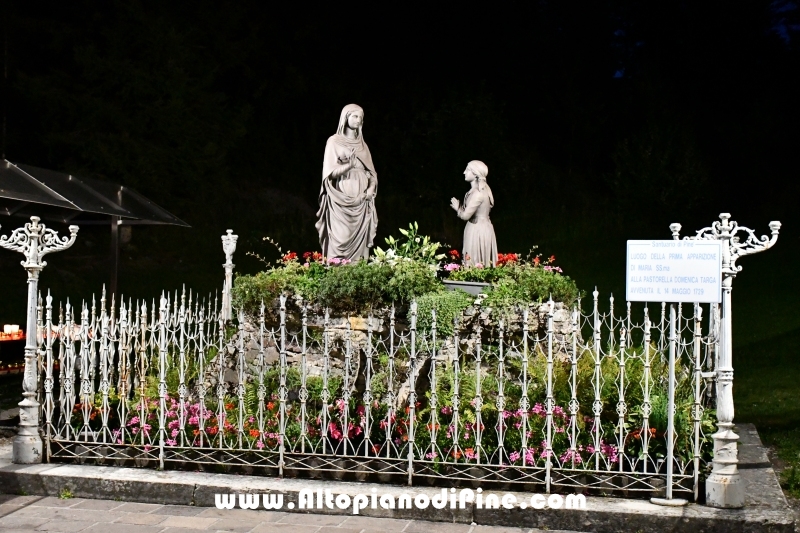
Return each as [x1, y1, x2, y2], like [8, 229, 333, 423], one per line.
[450, 197, 460, 212]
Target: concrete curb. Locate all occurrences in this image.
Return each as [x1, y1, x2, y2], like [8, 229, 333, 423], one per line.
[0, 423, 793, 533]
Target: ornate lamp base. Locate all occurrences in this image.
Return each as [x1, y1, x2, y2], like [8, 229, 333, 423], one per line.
[12, 397, 43, 464]
[705, 472, 745, 508]
[705, 424, 744, 508]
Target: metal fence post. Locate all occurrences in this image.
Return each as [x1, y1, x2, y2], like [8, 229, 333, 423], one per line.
[544, 299, 554, 492]
[221, 230, 238, 322]
[407, 300, 417, 486]
[158, 295, 168, 470]
[0, 216, 78, 464]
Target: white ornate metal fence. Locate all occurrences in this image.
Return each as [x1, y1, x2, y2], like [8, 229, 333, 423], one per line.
[34, 286, 719, 501]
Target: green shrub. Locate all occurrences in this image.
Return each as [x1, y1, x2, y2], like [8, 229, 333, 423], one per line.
[231, 261, 326, 315]
[483, 264, 582, 310]
[386, 260, 441, 304]
[415, 289, 474, 336]
[514, 265, 581, 304]
[447, 265, 509, 283]
[317, 260, 391, 312]
[232, 266, 298, 315]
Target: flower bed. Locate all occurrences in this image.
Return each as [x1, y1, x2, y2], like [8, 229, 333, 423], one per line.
[232, 222, 582, 319]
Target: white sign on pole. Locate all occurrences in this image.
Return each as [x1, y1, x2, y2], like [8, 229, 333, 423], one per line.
[626, 240, 722, 303]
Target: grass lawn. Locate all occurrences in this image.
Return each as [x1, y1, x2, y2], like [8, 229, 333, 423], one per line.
[736, 326, 800, 498]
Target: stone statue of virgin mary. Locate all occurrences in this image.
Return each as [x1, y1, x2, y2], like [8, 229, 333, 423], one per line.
[315, 104, 378, 261]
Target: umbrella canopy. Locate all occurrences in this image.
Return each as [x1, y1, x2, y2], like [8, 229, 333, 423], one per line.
[0, 160, 189, 226]
[0, 160, 190, 294]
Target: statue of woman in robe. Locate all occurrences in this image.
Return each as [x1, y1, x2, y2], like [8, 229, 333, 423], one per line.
[450, 160, 497, 267]
[316, 104, 378, 261]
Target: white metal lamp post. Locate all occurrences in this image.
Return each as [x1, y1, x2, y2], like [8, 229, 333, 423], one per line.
[221, 229, 238, 321]
[0, 216, 78, 464]
[671, 213, 780, 508]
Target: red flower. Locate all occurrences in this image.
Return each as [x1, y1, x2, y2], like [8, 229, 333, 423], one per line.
[449, 249, 460, 259]
[282, 251, 298, 262]
[533, 257, 541, 266]
[548, 255, 556, 263]
[496, 253, 519, 266]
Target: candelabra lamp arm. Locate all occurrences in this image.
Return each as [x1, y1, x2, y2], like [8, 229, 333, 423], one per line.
[0, 220, 79, 269]
[729, 222, 780, 263]
[691, 227, 720, 240]
[0, 226, 33, 254]
[37, 226, 80, 262]
[670, 223, 682, 240]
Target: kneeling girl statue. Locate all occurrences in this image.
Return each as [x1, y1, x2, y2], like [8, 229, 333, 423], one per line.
[450, 160, 497, 267]
[316, 104, 378, 261]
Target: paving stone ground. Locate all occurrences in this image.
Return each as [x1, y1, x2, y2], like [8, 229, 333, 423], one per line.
[0, 494, 581, 533]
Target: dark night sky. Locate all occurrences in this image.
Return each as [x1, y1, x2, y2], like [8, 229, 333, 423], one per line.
[0, 0, 798, 344]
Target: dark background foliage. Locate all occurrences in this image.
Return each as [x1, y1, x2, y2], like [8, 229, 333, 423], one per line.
[0, 0, 798, 352]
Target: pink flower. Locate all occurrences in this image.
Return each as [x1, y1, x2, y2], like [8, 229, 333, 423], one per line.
[425, 451, 438, 460]
[444, 263, 460, 272]
[474, 263, 484, 269]
[509, 451, 521, 463]
[256, 440, 264, 449]
[524, 448, 537, 464]
[335, 399, 347, 413]
[328, 422, 343, 441]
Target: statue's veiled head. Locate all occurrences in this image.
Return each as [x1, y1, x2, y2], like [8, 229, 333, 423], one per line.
[465, 160, 488, 182]
[337, 104, 365, 138]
